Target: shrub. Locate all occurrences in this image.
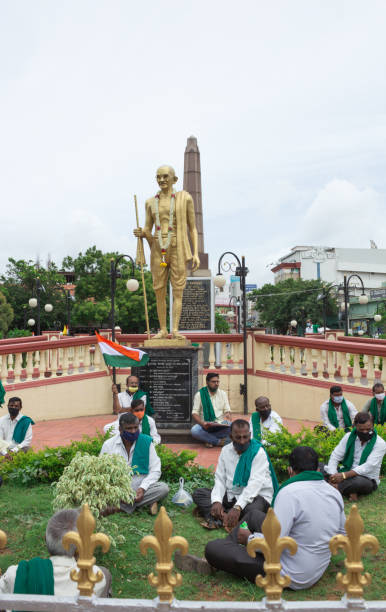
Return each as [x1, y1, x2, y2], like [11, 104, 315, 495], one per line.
[264, 424, 386, 478]
[156, 444, 214, 490]
[52, 452, 135, 518]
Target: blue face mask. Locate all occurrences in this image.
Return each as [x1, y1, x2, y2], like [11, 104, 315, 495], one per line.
[121, 430, 139, 443]
[333, 395, 343, 404]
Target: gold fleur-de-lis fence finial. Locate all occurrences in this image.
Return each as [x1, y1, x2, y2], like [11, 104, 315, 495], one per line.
[140, 506, 189, 603]
[0, 528, 7, 550]
[247, 508, 297, 601]
[329, 504, 379, 598]
[62, 504, 110, 596]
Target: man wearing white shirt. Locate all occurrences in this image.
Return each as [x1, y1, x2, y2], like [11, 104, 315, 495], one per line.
[320, 385, 357, 431]
[104, 399, 161, 444]
[0, 509, 110, 600]
[0, 397, 33, 456]
[100, 412, 169, 515]
[204, 446, 346, 588]
[191, 373, 232, 448]
[192, 420, 275, 531]
[249, 396, 283, 442]
[325, 412, 386, 501]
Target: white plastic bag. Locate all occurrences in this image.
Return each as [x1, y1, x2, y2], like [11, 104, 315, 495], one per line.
[171, 477, 193, 508]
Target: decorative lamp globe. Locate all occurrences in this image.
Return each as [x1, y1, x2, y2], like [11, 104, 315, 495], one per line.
[27, 318, 35, 327]
[44, 303, 53, 313]
[290, 319, 297, 328]
[358, 294, 368, 305]
[374, 314, 382, 322]
[214, 274, 226, 289]
[29, 298, 37, 308]
[126, 279, 139, 292]
[114, 326, 121, 331]
[357, 329, 364, 336]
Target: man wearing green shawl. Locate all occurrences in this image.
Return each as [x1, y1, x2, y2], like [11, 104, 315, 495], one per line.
[112, 374, 154, 415]
[100, 412, 169, 515]
[249, 396, 283, 443]
[325, 412, 386, 501]
[0, 509, 111, 597]
[192, 420, 277, 531]
[320, 385, 357, 431]
[104, 399, 161, 444]
[0, 397, 34, 457]
[191, 373, 232, 447]
[203, 446, 345, 589]
[362, 383, 386, 425]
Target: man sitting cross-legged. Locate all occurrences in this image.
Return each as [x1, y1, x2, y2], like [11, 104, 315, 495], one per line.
[192, 419, 278, 530]
[0, 509, 111, 597]
[203, 447, 346, 588]
[100, 412, 169, 515]
[191, 372, 232, 448]
[324, 411, 386, 502]
[249, 396, 283, 443]
[104, 399, 161, 444]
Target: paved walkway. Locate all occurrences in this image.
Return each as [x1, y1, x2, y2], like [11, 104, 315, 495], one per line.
[31, 414, 318, 468]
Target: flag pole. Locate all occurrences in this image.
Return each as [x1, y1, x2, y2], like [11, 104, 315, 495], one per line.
[134, 195, 151, 339]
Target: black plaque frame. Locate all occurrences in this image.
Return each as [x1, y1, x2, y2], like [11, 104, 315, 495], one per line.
[131, 347, 199, 429]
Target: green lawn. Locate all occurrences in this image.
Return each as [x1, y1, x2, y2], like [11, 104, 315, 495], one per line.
[0, 480, 384, 601]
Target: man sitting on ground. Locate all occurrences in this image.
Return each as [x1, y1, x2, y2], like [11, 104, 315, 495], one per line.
[104, 399, 161, 444]
[204, 446, 345, 588]
[100, 412, 169, 515]
[191, 373, 232, 448]
[320, 385, 357, 431]
[324, 411, 386, 501]
[362, 383, 385, 425]
[192, 419, 278, 530]
[0, 397, 34, 456]
[0, 509, 111, 597]
[104, 374, 154, 434]
[249, 396, 283, 443]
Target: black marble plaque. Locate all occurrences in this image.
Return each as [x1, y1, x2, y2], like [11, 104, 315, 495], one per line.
[175, 277, 213, 332]
[131, 347, 199, 429]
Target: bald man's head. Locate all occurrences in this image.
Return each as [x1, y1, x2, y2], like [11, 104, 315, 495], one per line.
[254, 396, 271, 421]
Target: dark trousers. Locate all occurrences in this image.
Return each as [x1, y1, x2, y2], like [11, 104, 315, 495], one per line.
[338, 475, 377, 497]
[192, 487, 269, 522]
[205, 510, 266, 582]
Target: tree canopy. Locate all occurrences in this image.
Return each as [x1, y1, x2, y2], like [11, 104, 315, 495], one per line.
[248, 278, 338, 334]
[0, 291, 13, 338]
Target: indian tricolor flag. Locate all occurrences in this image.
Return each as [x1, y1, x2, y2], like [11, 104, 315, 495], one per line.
[96, 332, 149, 368]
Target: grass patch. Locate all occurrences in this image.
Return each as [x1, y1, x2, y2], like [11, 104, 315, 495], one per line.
[0, 480, 384, 601]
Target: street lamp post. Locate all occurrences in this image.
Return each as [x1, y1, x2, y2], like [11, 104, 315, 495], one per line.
[214, 252, 249, 415]
[56, 287, 74, 334]
[229, 296, 241, 333]
[28, 278, 53, 336]
[110, 255, 139, 383]
[343, 274, 368, 336]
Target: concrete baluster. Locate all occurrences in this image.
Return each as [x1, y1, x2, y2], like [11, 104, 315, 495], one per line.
[83, 345, 91, 371]
[93, 344, 101, 370]
[326, 350, 335, 379]
[1, 355, 8, 382]
[208, 342, 216, 369]
[26, 351, 34, 381]
[50, 349, 58, 376]
[366, 354, 375, 385]
[14, 353, 22, 382]
[314, 349, 323, 379]
[220, 342, 227, 368]
[283, 345, 291, 373]
[352, 354, 361, 384]
[39, 349, 47, 378]
[61, 346, 69, 376]
[272, 344, 280, 371]
[73, 346, 81, 373]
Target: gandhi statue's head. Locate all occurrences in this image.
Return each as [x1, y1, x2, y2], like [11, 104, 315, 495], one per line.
[156, 165, 178, 193]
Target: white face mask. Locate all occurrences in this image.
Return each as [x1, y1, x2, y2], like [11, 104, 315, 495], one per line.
[375, 392, 385, 401]
[332, 395, 343, 404]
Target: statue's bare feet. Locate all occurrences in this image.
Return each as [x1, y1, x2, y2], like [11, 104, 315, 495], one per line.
[172, 330, 186, 340]
[152, 329, 169, 339]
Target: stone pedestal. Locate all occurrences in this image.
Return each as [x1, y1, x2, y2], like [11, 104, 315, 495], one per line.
[131, 347, 201, 436]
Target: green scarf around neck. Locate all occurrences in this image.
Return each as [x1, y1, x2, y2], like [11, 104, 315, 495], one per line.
[271, 470, 324, 506]
[13, 416, 34, 444]
[14, 557, 54, 612]
[133, 389, 154, 416]
[251, 412, 261, 441]
[199, 386, 216, 422]
[233, 438, 279, 493]
[141, 414, 150, 436]
[328, 398, 352, 430]
[339, 428, 378, 472]
[131, 433, 152, 475]
[0, 380, 5, 405]
[369, 397, 386, 425]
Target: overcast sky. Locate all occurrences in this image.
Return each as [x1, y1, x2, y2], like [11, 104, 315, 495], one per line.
[1, 0, 386, 287]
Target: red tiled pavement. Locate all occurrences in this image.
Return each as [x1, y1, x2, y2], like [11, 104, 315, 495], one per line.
[31, 414, 318, 469]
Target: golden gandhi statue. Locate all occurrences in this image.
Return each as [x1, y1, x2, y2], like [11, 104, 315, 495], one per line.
[134, 166, 200, 340]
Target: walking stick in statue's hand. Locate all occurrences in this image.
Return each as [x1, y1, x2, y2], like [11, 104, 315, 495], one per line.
[134, 195, 151, 340]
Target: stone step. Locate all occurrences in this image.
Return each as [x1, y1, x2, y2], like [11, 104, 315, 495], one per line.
[159, 429, 193, 443]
